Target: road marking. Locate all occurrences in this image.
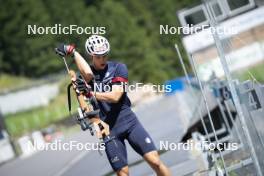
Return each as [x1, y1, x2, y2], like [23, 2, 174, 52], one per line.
[53, 151, 89, 176]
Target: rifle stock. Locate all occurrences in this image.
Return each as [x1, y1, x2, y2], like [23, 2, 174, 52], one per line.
[68, 70, 110, 139]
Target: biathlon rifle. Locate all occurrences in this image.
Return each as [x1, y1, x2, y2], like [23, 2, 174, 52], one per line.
[60, 56, 110, 141]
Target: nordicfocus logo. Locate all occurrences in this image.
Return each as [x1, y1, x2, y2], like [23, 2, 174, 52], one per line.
[159, 140, 239, 151]
[26, 140, 105, 151]
[27, 24, 106, 35]
[93, 82, 172, 93]
[160, 24, 238, 35]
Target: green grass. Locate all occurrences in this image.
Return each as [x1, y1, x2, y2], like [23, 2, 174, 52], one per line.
[0, 74, 34, 93]
[4, 77, 79, 137]
[234, 63, 264, 83]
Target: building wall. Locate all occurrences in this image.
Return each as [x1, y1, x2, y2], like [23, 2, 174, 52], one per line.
[180, 5, 264, 80]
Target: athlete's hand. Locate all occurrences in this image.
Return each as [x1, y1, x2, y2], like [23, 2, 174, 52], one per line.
[74, 77, 91, 95]
[55, 43, 75, 57]
[91, 119, 110, 138]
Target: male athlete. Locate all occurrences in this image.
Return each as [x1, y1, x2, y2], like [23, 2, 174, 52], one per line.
[55, 35, 171, 176]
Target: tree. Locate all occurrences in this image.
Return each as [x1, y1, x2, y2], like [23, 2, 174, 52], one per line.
[0, 0, 199, 82]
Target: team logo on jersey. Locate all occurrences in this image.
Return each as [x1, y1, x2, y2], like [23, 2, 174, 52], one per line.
[105, 72, 110, 78]
[111, 156, 120, 163]
[145, 137, 151, 144]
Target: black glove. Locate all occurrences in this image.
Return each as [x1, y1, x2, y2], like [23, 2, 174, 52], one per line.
[55, 43, 75, 57]
[74, 77, 91, 94]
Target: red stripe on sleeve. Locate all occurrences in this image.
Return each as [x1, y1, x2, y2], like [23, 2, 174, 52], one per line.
[112, 77, 128, 83]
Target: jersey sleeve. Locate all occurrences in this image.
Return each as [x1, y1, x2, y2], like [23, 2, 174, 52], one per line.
[112, 63, 128, 84]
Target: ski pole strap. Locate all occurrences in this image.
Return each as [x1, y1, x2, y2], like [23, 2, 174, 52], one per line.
[67, 83, 72, 112]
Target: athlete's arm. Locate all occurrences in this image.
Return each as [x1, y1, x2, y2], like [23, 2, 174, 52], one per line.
[55, 44, 94, 83]
[94, 63, 128, 103]
[94, 85, 124, 103]
[73, 51, 94, 83]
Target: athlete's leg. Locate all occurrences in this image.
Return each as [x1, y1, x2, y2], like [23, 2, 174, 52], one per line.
[143, 151, 171, 176]
[116, 166, 129, 176]
[104, 134, 129, 175]
[126, 119, 171, 176]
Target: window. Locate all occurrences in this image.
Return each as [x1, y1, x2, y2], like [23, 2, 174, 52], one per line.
[212, 3, 222, 16]
[209, 1, 227, 21]
[178, 5, 209, 27]
[178, 1, 226, 28]
[184, 9, 207, 25]
[228, 0, 250, 10]
[177, 0, 256, 35]
[224, 0, 255, 16]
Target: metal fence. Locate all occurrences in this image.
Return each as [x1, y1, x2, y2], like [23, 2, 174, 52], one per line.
[175, 0, 264, 173]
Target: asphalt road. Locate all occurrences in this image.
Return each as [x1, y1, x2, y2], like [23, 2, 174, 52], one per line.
[0, 94, 205, 176]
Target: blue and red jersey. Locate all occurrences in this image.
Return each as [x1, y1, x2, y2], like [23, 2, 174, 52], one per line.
[89, 61, 134, 128]
[88, 62, 156, 171]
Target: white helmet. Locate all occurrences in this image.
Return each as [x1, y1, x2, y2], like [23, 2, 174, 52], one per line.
[85, 35, 110, 56]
